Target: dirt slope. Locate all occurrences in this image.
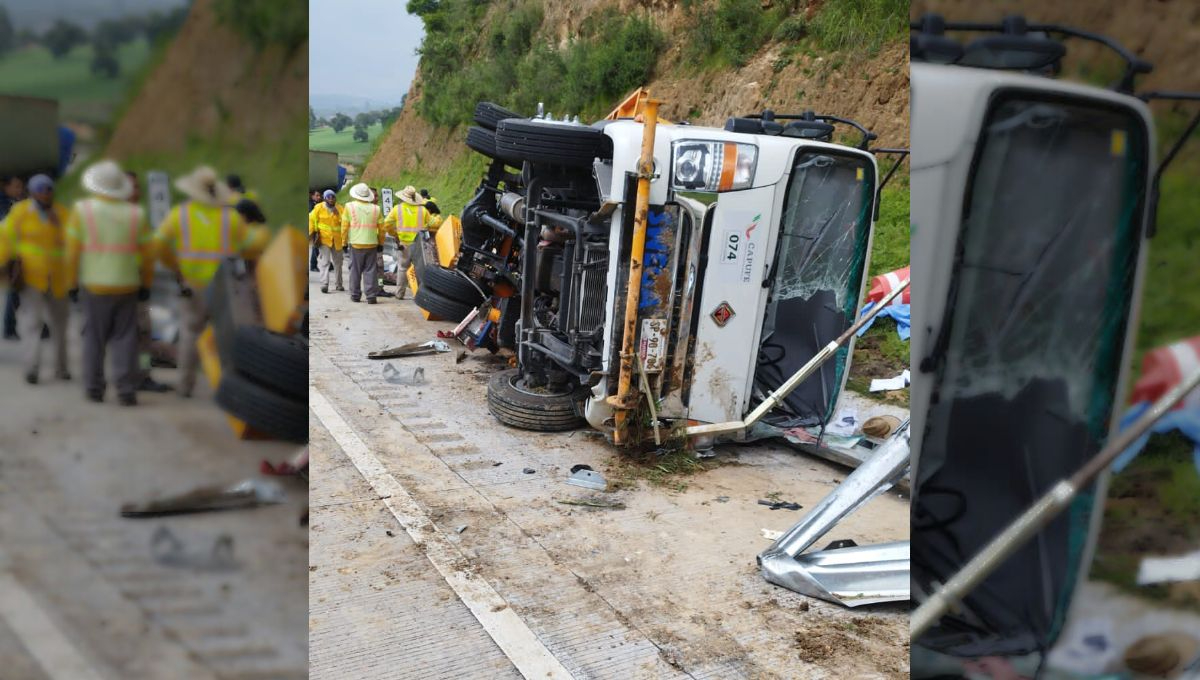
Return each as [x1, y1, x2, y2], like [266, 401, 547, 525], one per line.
[105, 0, 306, 158]
[365, 1, 907, 183]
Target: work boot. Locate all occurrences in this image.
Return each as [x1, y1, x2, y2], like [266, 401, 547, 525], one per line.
[377, 290, 394, 298]
[366, 297, 377, 305]
[86, 389, 103, 403]
[118, 393, 137, 407]
[24, 372, 38, 385]
[2, 331, 16, 341]
[56, 369, 71, 381]
[321, 286, 329, 294]
[137, 376, 173, 393]
[336, 285, 345, 292]
[350, 296, 360, 303]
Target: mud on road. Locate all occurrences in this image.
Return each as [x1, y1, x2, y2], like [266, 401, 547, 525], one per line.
[308, 267, 910, 679]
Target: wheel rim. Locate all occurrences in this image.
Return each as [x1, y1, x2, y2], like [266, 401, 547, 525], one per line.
[509, 374, 573, 399]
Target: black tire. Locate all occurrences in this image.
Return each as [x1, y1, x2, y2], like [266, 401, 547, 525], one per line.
[420, 265, 485, 305]
[208, 260, 261, 368]
[230, 326, 307, 400]
[215, 371, 307, 443]
[486, 369, 585, 432]
[495, 119, 612, 168]
[466, 126, 524, 166]
[473, 102, 521, 131]
[413, 286, 475, 321]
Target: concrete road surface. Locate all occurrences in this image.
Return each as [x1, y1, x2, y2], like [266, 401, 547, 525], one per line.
[308, 267, 909, 679]
[0, 291, 308, 680]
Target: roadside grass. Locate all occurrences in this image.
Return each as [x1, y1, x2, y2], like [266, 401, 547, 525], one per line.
[606, 447, 731, 494]
[58, 113, 309, 233]
[807, 0, 908, 56]
[0, 41, 152, 126]
[309, 122, 385, 162]
[358, 149, 491, 218]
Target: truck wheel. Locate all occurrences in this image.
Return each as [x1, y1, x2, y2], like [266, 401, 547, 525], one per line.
[495, 119, 612, 168]
[420, 265, 485, 305]
[473, 102, 521, 131]
[413, 286, 475, 321]
[487, 369, 585, 432]
[466, 126, 523, 166]
[231, 326, 307, 400]
[215, 371, 307, 443]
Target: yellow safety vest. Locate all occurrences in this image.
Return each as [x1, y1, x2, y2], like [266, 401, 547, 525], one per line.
[308, 202, 345, 249]
[0, 199, 69, 296]
[344, 200, 382, 248]
[163, 202, 243, 287]
[75, 198, 145, 289]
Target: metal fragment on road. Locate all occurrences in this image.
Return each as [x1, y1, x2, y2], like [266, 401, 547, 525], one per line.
[368, 340, 451, 359]
[382, 363, 425, 385]
[566, 465, 607, 491]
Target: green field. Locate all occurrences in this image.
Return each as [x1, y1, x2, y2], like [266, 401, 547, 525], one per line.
[309, 122, 384, 162]
[0, 41, 153, 125]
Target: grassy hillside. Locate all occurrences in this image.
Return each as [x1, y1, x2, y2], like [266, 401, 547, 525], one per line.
[309, 122, 385, 163]
[0, 41, 154, 125]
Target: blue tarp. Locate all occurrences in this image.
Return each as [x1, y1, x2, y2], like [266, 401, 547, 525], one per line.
[57, 126, 75, 177]
[856, 301, 910, 341]
[336, 165, 347, 191]
[1112, 401, 1200, 474]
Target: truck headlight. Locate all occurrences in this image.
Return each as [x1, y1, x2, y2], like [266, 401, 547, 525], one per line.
[671, 140, 757, 192]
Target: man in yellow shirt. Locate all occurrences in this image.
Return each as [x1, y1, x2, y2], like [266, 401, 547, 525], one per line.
[308, 189, 345, 294]
[0, 174, 70, 385]
[341, 183, 383, 304]
[154, 166, 250, 397]
[382, 185, 436, 300]
[64, 160, 155, 406]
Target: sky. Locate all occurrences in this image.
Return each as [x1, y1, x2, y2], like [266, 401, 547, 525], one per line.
[309, 0, 423, 109]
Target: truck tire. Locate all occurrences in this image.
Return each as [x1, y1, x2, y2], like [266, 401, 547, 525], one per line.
[473, 102, 521, 131]
[215, 371, 307, 443]
[231, 326, 307, 400]
[420, 265, 485, 305]
[487, 369, 585, 432]
[466, 126, 524, 166]
[495, 119, 612, 168]
[413, 286, 475, 321]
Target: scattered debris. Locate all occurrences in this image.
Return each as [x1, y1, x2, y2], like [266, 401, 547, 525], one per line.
[382, 363, 425, 385]
[455, 525, 468, 534]
[1137, 549, 1200, 585]
[1124, 633, 1200, 678]
[386, 530, 395, 537]
[150, 526, 237, 571]
[566, 464, 607, 491]
[456, 350, 467, 364]
[557, 498, 626, 510]
[261, 448, 309, 476]
[757, 498, 803, 511]
[522, 467, 535, 474]
[826, 409, 859, 436]
[368, 340, 451, 359]
[714, 496, 730, 503]
[762, 528, 784, 541]
[491, 461, 503, 467]
[121, 478, 285, 517]
[869, 369, 910, 392]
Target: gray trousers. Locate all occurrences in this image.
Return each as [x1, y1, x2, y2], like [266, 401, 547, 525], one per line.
[19, 288, 68, 378]
[317, 245, 344, 289]
[177, 293, 208, 396]
[348, 247, 379, 300]
[81, 291, 138, 397]
[394, 245, 412, 298]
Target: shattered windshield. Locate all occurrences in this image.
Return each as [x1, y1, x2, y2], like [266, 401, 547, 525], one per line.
[755, 150, 873, 426]
[913, 93, 1148, 657]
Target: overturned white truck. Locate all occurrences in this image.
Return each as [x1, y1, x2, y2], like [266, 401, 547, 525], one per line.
[443, 95, 905, 451]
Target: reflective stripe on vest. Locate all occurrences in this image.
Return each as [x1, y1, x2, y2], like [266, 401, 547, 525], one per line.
[179, 205, 231, 261]
[82, 201, 139, 254]
[347, 202, 379, 245]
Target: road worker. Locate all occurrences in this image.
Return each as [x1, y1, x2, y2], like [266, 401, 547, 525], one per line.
[309, 189, 345, 294]
[1, 175, 26, 341]
[154, 166, 250, 397]
[382, 185, 435, 300]
[0, 174, 70, 385]
[342, 182, 383, 304]
[124, 170, 171, 394]
[65, 160, 154, 405]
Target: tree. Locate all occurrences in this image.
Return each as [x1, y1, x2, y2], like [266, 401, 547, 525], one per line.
[143, 6, 188, 44]
[380, 106, 403, 127]
[354, 112, 375, 129]
[90, 38, 120, 78]
[330, 113, 352, 133]
[0, 5, 14, 57]
[310, 107, 317, 130]
[42, 19, 87, 60]
[94, 19, 137, 48]
[353, 125, 369, 143]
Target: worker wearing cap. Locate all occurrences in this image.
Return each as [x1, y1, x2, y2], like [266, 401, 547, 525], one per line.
[382, 185, 435, 300]
[342, 182, 383, 304]
[308, 189, 345, 294]
[154, 165, 250, 397]
[65, 160, 154, 406]
[0, 173, 70, 385]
